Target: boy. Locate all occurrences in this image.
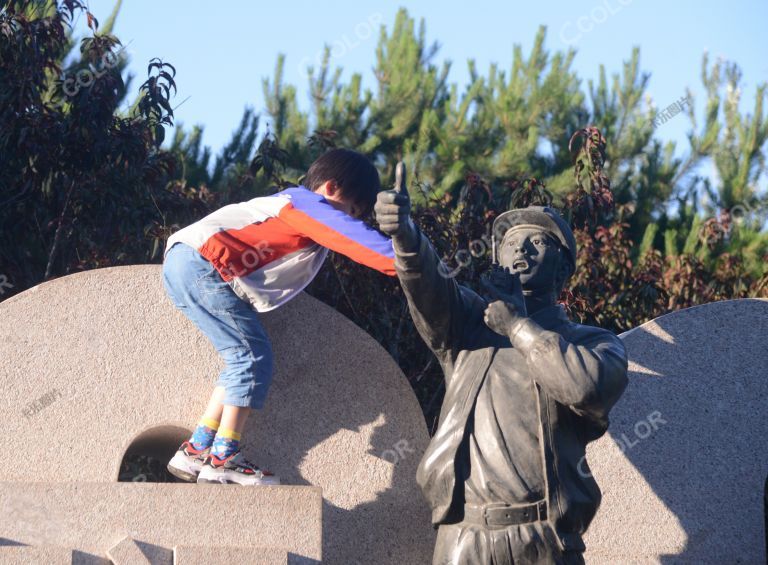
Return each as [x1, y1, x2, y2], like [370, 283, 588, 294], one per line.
[162, 148, 396, 485]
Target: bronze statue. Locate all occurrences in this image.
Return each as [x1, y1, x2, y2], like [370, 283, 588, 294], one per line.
[375, 164, 628, 564]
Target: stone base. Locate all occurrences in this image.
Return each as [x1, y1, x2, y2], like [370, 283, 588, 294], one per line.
[174, 546, 287, 565]
[0, 546, 99, 565]
[0, 482, 322, 563]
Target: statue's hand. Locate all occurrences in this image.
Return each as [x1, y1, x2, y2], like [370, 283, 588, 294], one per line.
[481, 265, 527, 336]
[374, 162, 419, 252]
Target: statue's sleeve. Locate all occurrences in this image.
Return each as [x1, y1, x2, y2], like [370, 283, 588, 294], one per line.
[509, 319, 629, 424]
[393, 227, 471, 360]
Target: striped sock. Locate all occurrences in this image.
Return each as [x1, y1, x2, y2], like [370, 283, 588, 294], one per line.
[210, 427, 241, 459]
[189, 416, 220, 451]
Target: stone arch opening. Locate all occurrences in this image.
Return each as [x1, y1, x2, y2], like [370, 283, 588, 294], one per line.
[117, 424, 191, 483]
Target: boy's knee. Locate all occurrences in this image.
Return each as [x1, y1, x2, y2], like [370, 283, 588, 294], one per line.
[247, 377, 272, 409]
[246, 338, 273, 371]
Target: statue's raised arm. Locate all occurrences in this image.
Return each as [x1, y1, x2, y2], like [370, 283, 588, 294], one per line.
[374, 163, 480, 362]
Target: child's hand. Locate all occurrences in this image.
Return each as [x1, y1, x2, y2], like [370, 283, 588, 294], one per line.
[375, 162, 419, 252]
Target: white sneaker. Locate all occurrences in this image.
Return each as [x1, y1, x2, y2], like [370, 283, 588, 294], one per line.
[197, 450, 281, 485]
[166, 441, 210, 482]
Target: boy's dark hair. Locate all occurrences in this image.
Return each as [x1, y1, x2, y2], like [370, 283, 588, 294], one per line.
[304, 149, 381, 216]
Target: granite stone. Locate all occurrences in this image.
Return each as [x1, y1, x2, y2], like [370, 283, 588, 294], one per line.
[0, 265, 434, 563]
[173, 546, 287, 565]
[0, 547, 84, 565]
[107, 535, 173, 564]
[0, 483, 322, 562]
[583, 298, 768, 563]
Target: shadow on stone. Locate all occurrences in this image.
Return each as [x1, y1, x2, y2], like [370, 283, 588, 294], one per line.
[72, 550, 110, 564]
[132, 539, 173, 563]
[275, 416, 431, 565]
[583, 298, 768, 563]
[0, 539, 25, 547]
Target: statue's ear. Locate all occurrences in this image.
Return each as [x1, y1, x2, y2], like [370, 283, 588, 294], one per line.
[555, 252, 571, 290]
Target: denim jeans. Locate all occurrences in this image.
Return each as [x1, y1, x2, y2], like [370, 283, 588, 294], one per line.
[162, 242, 273, 409]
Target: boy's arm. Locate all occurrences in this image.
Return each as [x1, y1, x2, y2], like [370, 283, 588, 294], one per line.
[277, 193, 395, 276]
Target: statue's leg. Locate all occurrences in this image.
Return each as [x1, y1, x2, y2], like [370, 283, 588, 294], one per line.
[506, 522, 577, 565]
[562, 550, 585, 564]
[432, 521, 583, 564]
[432, 523, 492, 565]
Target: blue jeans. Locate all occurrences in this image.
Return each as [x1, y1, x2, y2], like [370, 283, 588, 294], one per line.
[162, 242, 273, 409]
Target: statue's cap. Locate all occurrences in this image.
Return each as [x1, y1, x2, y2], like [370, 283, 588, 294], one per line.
[492, 206, 576, 272]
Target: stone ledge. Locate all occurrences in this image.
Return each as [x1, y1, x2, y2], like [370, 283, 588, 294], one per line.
[108, 534, 171, 564]
[0, 546, 92, 565]
[173, 545, 287, 565]
[0, 482, 322, 562]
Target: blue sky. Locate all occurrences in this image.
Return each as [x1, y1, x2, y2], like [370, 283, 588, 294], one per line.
[77, 0, 766, 190]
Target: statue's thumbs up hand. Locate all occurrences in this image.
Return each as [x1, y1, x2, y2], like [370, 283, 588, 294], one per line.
[375, 161, 419, 251]
[394, 161, 408, 197]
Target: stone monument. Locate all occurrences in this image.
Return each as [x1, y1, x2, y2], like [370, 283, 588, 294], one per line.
[583, 298, 768, 564]
[0, 265, 435, 563]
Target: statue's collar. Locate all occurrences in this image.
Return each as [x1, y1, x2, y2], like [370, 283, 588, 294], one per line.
[529, 303, 569, 330]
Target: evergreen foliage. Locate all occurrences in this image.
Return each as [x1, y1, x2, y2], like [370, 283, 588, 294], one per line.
[2, 3, 767, 430]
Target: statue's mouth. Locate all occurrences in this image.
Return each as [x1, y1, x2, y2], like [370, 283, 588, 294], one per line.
[512, 259, 529, 272]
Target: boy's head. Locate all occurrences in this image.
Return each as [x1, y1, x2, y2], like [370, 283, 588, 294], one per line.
[304, 149, 381, 219]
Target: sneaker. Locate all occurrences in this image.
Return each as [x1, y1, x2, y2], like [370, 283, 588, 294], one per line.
[197, 450, 281, 485]
[167, 441, 210, 482]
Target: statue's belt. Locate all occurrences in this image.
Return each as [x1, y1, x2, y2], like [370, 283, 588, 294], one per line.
[462, 500, 547, 527]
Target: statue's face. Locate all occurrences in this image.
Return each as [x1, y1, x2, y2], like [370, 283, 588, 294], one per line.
[498, 227, 565, 291]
